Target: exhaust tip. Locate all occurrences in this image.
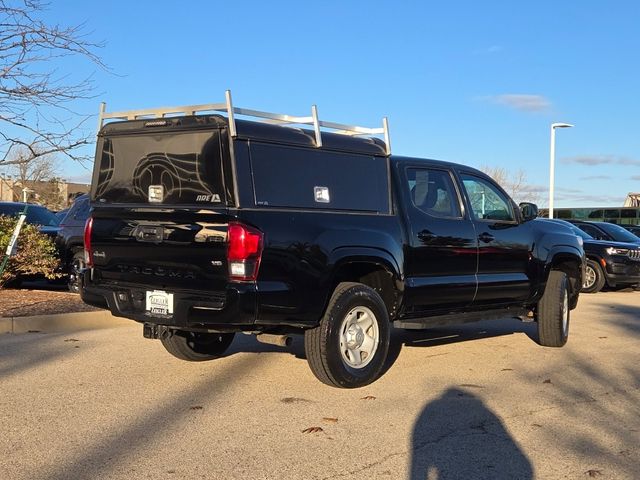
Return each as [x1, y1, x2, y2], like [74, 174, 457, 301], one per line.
[255, 333, 292, 348]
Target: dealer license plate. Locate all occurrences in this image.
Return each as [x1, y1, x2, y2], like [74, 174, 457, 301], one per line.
[145, 290, 174, 316]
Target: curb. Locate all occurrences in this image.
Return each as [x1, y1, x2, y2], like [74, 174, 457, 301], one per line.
[0, 310, 132, 334]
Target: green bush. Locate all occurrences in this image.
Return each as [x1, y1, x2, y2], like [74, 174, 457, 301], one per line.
[0, 215, 62, 288]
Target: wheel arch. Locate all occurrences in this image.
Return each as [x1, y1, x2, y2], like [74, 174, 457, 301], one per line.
[325, 249, 403, 320]
[63, 242, 84, 267]
[545, 248, 584, 309]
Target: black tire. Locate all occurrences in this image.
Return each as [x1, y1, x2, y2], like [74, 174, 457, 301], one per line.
[537, 270, 570, 347]
[304, 282, 390, 388]
[582, 259, 605, 293]
[67, 250, 85, 293]
[160, 330, 235, 361]
[4, 277, 22, 288]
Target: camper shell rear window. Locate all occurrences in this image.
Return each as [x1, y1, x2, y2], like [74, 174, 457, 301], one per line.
[91, 129, 227, 205]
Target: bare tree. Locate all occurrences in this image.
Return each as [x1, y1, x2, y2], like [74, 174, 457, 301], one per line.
[1, 143, 63, 207]
[9, 143, 58, 184]
[0, 0, 105, 166]
[480, 165, 542, 205]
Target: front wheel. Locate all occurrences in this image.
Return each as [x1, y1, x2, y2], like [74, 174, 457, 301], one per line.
[160, 330, 235, 361]
[582, 259, 605, 293]
[304, 282, 390, 388]
[537, 270, 570, 347]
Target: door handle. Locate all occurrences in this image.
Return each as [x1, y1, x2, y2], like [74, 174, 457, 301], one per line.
[418, 230, 436, 242]
[478, 233, 494, 243]
[133, 225, 164, 243]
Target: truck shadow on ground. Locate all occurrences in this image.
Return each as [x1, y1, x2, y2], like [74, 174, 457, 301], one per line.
[40, 355, 262, 480]
[384, 318, 537, 373]
[598, 301, 640, 336]
[410, 387, 533, 480]
[0, 332, 76, 380]
[223, 317, 539, 379]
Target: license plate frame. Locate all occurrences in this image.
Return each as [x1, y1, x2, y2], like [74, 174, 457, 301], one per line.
[145, 290, 174, 316]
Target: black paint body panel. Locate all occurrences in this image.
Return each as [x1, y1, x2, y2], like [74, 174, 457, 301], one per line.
[81, 117, 585, 331]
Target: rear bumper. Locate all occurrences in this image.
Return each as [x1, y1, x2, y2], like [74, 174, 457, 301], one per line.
[79, 269, 257, 329]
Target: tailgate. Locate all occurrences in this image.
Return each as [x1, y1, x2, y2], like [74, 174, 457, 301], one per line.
[88, 117, 236, 291]
[90, 208, 233, 292]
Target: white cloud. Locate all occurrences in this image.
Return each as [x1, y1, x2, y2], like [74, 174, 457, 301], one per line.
[553, 192, 626, 204]
[519, 184, 547, 194]
[519, 184, 625, 206]
[484, 94, 552, 113]
[557, 187, 583, 194]
[562, 155, 640, 167]
[62, 173, 92, 184]
[579, 175, 612, 180]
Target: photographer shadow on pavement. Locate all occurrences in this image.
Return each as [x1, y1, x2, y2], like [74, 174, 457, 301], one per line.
[410, 387, 533, 480]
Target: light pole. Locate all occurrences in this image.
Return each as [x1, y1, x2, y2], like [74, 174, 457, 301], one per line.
[549, 122, 574, 219]
[22, 187, 34, 203]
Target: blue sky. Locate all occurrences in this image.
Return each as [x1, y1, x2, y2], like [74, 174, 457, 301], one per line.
[35, 1, 640, 207]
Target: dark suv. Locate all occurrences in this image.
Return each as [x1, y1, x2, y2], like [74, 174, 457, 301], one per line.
[0, 202, 60, 239]
[55, 194, 90, 292]
[81, 94, 585, 388]
[0, 202, 60, 283]
[569, 220, 640, 245]
[543, 219, 640, 293]
[622, 225, 640, 238]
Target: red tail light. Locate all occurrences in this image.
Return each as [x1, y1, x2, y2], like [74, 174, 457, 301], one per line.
[227, 223, 263, 281]
[84, 217, 93, 267]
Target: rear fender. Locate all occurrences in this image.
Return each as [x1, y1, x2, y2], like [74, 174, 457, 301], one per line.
[323, 246, 404, 319]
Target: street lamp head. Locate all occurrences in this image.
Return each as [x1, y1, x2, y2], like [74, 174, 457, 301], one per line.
[551, 122, 574, 129]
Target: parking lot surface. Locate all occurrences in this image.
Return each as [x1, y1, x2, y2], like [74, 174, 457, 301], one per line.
[1, 291, 638, 479]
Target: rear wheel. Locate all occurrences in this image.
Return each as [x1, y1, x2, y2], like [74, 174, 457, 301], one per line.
[160, 330, 235, 361]
[537, 270, 569, 347]
[304, 282, 390, 388]
[582, 259, 605, 293]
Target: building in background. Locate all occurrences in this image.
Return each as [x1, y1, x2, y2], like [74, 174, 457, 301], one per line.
[539, 206, 640, 225]
[0, 175, 89, 210]
[624, 193, 640, 207]
[538, 193, 640, 225]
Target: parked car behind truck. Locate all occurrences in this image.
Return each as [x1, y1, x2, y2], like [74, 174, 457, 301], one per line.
[55, 194, 90, 292]
[0, 202, 61, 284]
[570, 220, 640, 245]
[81, 93, 585, 388]
[543, 219, 640, 293]
[0, 202, 60, 239]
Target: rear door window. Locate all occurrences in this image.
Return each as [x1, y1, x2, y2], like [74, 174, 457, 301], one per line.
[406, 168, 461, 218]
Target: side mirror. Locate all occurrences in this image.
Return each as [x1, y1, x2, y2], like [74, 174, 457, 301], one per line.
[519, 202, 539, 222]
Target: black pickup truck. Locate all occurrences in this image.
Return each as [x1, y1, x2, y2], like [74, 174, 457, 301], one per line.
[81, 99, 585, 388]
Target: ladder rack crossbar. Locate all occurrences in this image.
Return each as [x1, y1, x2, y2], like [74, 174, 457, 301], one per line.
[102, 103, 228, 121]
[318, 120, 384, 135]
[231, 107, 313, 125]
[97, 90, 391, 154]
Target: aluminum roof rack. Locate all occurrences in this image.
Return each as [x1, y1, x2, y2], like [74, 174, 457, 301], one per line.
[97, 90, 391, 155]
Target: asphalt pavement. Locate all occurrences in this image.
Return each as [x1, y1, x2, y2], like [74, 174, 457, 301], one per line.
[1, 291, 638, 479]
